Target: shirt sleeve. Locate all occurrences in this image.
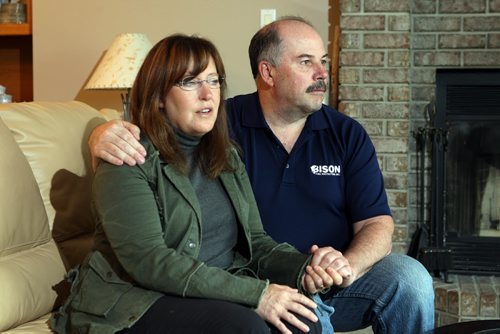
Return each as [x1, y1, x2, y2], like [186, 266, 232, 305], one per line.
[343, 121, 392, 223]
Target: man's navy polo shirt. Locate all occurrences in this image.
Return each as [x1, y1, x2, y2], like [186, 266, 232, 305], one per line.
[226, 92, 391, 253]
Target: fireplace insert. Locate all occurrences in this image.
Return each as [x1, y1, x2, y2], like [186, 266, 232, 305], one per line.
[415, 68, 500, 276]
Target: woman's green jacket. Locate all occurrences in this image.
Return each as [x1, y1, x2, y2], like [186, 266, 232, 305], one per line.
[52, 137, 310, 333]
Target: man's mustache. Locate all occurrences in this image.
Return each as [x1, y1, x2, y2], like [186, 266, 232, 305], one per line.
[306, 80, 327, 93]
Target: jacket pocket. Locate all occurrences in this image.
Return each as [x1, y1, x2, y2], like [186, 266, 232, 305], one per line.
[72, 251, 133, 317]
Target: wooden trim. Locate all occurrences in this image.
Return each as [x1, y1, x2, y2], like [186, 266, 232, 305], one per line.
[26, 0, 32, 34]
[328, 0, 341, 109]
[0, 23, 30, 35]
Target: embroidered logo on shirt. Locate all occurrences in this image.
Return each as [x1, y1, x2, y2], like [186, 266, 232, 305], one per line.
[310, 165, 341, 176]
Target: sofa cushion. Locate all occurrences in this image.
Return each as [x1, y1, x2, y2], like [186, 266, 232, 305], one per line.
[0, 240, 66, 332]
[0, 115, 50, 257]
[0, 101, 114, 240]
[1, 313, 52, 333]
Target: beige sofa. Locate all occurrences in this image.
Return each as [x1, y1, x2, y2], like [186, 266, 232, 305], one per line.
[0, 101, 119, 333]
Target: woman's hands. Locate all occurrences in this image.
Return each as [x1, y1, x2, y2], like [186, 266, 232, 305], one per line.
[255, 284, 318, 334]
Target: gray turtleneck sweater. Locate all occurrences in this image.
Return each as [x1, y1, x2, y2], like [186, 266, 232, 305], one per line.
[176, 131, 237, 269]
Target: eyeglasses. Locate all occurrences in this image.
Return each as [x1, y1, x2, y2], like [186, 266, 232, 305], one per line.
[175, 75, 225, 91]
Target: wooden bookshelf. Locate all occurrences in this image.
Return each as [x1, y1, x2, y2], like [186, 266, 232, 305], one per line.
[0, 0, 33, 102]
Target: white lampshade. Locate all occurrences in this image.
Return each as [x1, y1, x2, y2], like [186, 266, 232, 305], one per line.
[85, 33, 152, 90]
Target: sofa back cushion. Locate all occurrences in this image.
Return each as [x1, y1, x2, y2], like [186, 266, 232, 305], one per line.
[0, 116, 66, 331]
[0, 101, 117, 241]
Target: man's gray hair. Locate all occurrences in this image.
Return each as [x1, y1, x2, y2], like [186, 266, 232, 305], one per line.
[248, 16, 315, 79]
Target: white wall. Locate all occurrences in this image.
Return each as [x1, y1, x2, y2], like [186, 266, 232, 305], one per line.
[33, 0, 328, 111]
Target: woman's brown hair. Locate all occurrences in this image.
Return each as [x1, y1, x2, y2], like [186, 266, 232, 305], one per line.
[129, 34, 234, 178]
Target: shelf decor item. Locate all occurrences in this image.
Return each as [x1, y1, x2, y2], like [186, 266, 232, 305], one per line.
[85, 33, 152, 120]
[0, 84, 12, 103]
[0, 2, 26, 24]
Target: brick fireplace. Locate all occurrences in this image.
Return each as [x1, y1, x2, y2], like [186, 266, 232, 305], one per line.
[333, 0, 500, 327]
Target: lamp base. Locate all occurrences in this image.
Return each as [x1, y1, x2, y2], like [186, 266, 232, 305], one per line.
[120, 88, 131, 121]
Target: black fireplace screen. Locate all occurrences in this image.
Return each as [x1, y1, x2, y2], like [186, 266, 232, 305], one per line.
[412, 68, 500, 276]
[446, 120, 499, 238]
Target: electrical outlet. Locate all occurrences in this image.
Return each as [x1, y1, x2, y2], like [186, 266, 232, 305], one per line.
[260, 9, 276, 27]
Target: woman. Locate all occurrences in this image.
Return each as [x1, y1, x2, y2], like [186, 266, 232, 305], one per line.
[52, 34, 328, 334]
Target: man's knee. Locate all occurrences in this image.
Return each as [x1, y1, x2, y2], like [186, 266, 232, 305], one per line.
[389, 254, 433, 290]
[379, 254, 434, 307]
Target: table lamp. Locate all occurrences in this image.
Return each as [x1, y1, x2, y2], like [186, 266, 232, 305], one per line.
[85, 33, 152, 120]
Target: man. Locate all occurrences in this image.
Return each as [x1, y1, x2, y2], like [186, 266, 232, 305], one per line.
[89, 17, 434, 333]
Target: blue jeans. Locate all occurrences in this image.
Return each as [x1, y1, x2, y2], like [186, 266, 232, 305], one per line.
[312, 294, 335, 334]
[321, 253, 435, 334]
